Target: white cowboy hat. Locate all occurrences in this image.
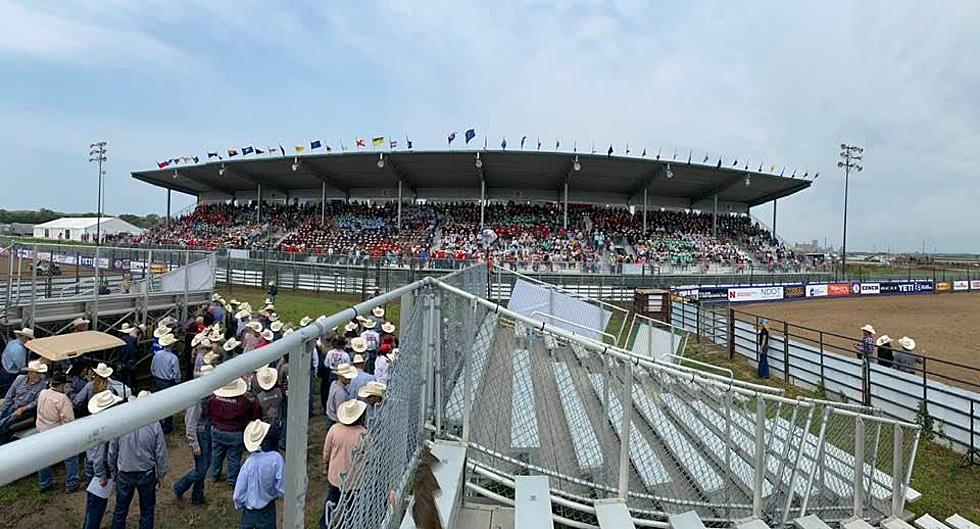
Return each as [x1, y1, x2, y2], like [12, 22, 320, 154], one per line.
[300, 316, 312, 327]
[211, 293, 221, 301]
[350, 337, 368, 353]
[88, 389, 123, 414]
[213, 377, 248, 398]
[200, 338, 213, 348]
[270, 321, 284, 332]
[230, 299, 239, 306]
[130, 389, 152, 401]
[362, 319, 376, 329]
[235, 309, 251, 320]
[264, 298, 273, 305]
[159, 333, 178, 347]
[14, 328, 34, 339]
[344, 322, 358, 333]
[898, 336, 916, 351]
[255, 366, 278, 390]
[26, 360, 48, 374]
[246, 321, 263, 332]
[223, 337, 241, 352]
[191, 333, 206, 347]
[261, 329, 275, 341]
[119, 323, 135, 334]
[381, 322, 395, 334]
[875, 335, 892, 347]
[352, 354, 365, 365]
[208, 331, 224, 342]
[199, 364, 214, 376]
[268, 313, 280, 322]
[92, 362, 113, 379]
[372, 307, 385, 318]
[153, 326, 171, 339]
[860, 324, 876, 334]
[262, 304, 275, 312]
[71, 317, 91, 326]
[203, 351, 221, 365]
[337, 399, 367, 425]
[357, 381, 386, 399]
[243, 419, 271, 452]
[268, 280, 276, 286]
[334, 363, 358, 380]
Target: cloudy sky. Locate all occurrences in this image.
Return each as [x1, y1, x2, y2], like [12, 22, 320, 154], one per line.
[1, 1, 978, 252]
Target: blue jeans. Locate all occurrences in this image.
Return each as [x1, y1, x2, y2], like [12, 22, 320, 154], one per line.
[210, 428, 244, 485]
[82, 490, 109, 529]
[153, 378, 177, 434]
[111, 470, 157, 529]
[38, 454, 79, 491]
[240, 501, 276, 529]
[174, 425, 211, 502]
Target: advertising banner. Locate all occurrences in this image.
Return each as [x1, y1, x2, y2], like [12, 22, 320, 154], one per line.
[784, 285, 805, 299]
[828, 283, 852, 297]
[936, 281, 952, 292]
[696, 287, 729, 301]
[727, 286, 784, 302]
[806, 284, 828, 298]
[860, 282, 881, 295]
[953, 280, 969, 291]
[971, 280, 980, 291]
[880, 281, 933, 294]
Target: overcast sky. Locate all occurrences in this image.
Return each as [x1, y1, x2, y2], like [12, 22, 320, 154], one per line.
[1, 1, 978, 252]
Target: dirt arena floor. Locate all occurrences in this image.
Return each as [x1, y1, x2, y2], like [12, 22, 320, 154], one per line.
[741, 292, 980, 390]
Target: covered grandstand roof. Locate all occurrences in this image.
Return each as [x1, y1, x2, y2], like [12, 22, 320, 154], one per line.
[132, 150, 811, 207]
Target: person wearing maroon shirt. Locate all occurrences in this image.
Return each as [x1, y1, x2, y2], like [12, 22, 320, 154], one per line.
[208, 378, 260, 486]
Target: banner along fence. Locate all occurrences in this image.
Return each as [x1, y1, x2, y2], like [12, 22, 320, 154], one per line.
[672, 300, 980, 456]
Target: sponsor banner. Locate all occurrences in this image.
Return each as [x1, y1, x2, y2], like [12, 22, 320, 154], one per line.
[727, 286, 784, 303]
[806, 284, 828, 298]
[880, 281, 933, 294]
[828, 283, 852, 297]
[953, 280, 969, 291]
[784, 285, 805, 299]
[936, 281, 952, 292]
[860, 282, 880, 295]
[971, 280, 980, 291]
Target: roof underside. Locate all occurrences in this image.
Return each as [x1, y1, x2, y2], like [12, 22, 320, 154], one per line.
[131, 150, 811, 207]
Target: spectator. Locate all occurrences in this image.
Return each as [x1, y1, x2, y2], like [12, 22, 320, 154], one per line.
[347, 354, 373, 399]
[72, 362, 132, 409]
[0, 360, 47, 444]
[108, 391, 168, 529]
[150, 333, 181, 434]
[173, 364, 214, 504]
[233, 420, 284, 529]
[83, 390, 124, 529]
[250, 367, 283, 444]
[36, 371, 79, 492]
[319, 336, 349, 414]
[374, 344, 393, 385]
[855, 324, 876, 360]
[267, 281, 278, 304]
[320, 399, 368, 528]
[1, 328, 33, 392]
[71, 317, 91, 333]
[757, 319, 770, 380]
[208, 377, 261, 486]
[876, 335, 894, 368]
[357, 381, 386, 427]
[894, 336, 921, 374]
[325, 364, 357, 431]
[118, 323, 141, 390]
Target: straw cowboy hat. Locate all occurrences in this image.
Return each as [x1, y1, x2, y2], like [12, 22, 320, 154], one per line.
[260, 329, 275, 341]
[235, 309, 250, 320]
[159, 334, 178, 347]
[860, 324, 876, 334]
[71, 317, 90, 327]
[243, 419, 271, 452]
[26, 360, 48, 374]
[153, 326, 171, 339]
[14, 328, 34, 340]
[262, 304, 275, 313]
[898, 337, 916, 351]
[246, 321, 263, 332]
[119, 323, 136, 335]
[344, 322, 358, 333]
[158, 316, 176, 327]
[381, 322, 396, 334]
[131, 390, 152, 401]
[268, 313, 280, 322]
[255, 366, 278, 390]
[270, 321, 284, 332]
[92, 362, 113, 379]
[357, 381, 386, 399]
[300, 316, 313, 327]
[88, 389, 124, 415]
[191, 333, 206, 347]
[361, 319, 376, 329]
[350, 337, 368, 353]
[352, 354, 365, 365]
[213, 377, 248, 398]
[223, 337, 241, 352]
[372, 307, 385, 318]
[264, 298, 273, 305]
[337, 399, 368, 425]
[211, 293, 221, 301]
[230, 299, 239, 306]
[875, 335, 892, 347]
[199, 364, 214, 376]
[208, 330, 224, 343]
[334, 363, 358, 380]
[203, 351, 221, 365]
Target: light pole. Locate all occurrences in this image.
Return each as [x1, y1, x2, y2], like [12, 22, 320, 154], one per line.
[89, 142, 108, 245]
[838, 143, 863, 277]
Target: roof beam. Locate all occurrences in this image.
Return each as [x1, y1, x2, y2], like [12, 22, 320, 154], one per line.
[385, 157, 417, 195]
[131, 173, 203, 197]
[688, 172, 747, 203]
[625, 165, 666, 202]
[171, 169, 237, 196]
[748, 180, 812, 207]
[223, 165, 289, 194]
[299, 159, 349, 193]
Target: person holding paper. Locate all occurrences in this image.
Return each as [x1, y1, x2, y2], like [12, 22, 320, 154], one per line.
[83, 390, 124, 529]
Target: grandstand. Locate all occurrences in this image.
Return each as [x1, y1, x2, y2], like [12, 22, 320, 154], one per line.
[128, 150, 821, 275]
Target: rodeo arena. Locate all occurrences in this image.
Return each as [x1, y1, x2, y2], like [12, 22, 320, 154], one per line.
[1, 149, 978, 529]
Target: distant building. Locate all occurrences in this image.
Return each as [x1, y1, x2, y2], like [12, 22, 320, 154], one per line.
[32, 217, 143, 242]
[0, 223, 35, 236]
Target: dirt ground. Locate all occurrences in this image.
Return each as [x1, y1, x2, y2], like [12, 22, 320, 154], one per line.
[741, 292, 980, 389]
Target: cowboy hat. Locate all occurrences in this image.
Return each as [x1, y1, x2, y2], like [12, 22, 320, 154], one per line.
[255, 366, 278, 390]
[264, 298, 273, 305]
[352, 354, 365, 365]
[119, 322, 135, 334]
[14, 328, 34, 339]
[268, 313, 280, 322]
[230, 299, 239, 306]
[898, 336, 916, 351]
[26, 360, 48, 374]
[334, 363, 358, 380]
[283, 328, 294, 336]
[270, 321, 284, 332]
[158, 317, 176, 328]
[71, 317, 91, 326]
[88, 389, 124, 414]
[361, 319, 376, 329]
[199, 364, 214, 376]
[200, 338, 213, 349]
[260, 329, 275, 341]
[131, 389, 152, 401]
[213, 377, 248, 398]
[860, 324, 876, 334]
[235, 309, 251, 320]
[875, 335, 892, 347]
[350, 337, 368, 353]
[191, 333, 206, 347]
[203, 351, 221, 365]
[246, 321, 262, 332]
[223, 337, 241, 352]
[381, 322, 395, 334]
[208, 330, 224, 342]
[372, 307, 385, 318]
[211, 293, 221, 301]
[344, 322, 358, 333]
[158, 333, 178, 347]
[358, 381, 386, 399]
[92, 362, 113, 379]
[355, 315, 369, 323]
[153, 326, 171, 339]
[300, 316, 312, 327]
[337, 399, 368, 425]
[262, 304, 275, 312]
[243, 419, 271, 452]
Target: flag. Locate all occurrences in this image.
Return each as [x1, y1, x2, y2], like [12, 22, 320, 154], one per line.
[172, 158, 180, 165]
[521, 136, 527, 149]
[192, 156, 199, 163]
[703, 154, 709, 164]
[483, 136, 487, 150]
[758, 163, 763, 172]
[465, 129, 476, 144]
[267, 146, 278, 155]
[607, 145, 613, 156]
[733, 157, 738, 167]
[390, 140, 397, 149]
[591, 142, 596, 154]
[803, 171, 808, 178]
[556, 140, 560, 150]
[325, 144, 332, 152]
[294, 145, 306, 153]
[356, 138, 366, 148]
[255, 148, 265, 154]
[770, 164, 776, 173]
[207, 151, 219, 159]
[656, 147, 662, 160]
[791, 168, 797, 177]
[813, 172, 820, 179]
[406, 136, 413, 149]
[228, 148, 238, 157]
[157, 160, 170, 168]
[687, 150, 692, 164]
[501, 137, 507, 150]
[780, 167, 785, 176]
[641, 148, 646, 157]
[279, 145, 286, 157]
[744, 163, 749, 170]
[448, 131, 457, 145]
[311, 140, 323, 150]
[716, 158, 722, 168]
[372, 137, 384, 147]
[243, 146, 254, 155]
[537, 138, 542, 150]
[625, 142, 630, 154]
[573, 141, 577, 153]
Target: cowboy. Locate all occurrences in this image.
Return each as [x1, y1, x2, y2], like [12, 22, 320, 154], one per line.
[150, 333, 181, 434]
[191, 334, 212, 379]
[151, 320, 174, 356]
[83, 390, 124, 529]
[325, 364, 357, 431]
[894, 337, 921, 374]
[374, 343, 393, 385]
[174, 364, 214, 504]
[71, 317, 91, 333]
[222, 337, 242, 361]
[118, 323, 141, 390]
[258, 329, 275, 349]
[370, 306, 385, 328]
[855, 324, 876, 360]
[347, 354, 374, 398]
[73, 362, 132, 409]
[208, 377, 261, 486]
[360, 319, 380, 356]
[357, 381, 386, 427]
[234, 420, 284, 529]
[0, 360, 47, 444]
[1, 327, 33, 392]
[319, 336, 349, 414]
[876, 335, 895, 368]
[380, 321, 398, 347]
[320, 399, 369, 528]
[36, 371, 79, 492]
[757, 318, 771, 379]
[243, 321, 263, 352]
[251, 367, 283, 443]
[266, 281, 278, 304]
[107, 391, 168, 529]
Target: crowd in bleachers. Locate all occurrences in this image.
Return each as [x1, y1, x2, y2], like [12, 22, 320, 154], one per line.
[119, 201, 812, 272]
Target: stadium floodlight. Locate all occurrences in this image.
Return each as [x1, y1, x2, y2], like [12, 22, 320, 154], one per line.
[475, 152, 483, 169]
[218, 163, 226, 176]
[291, 157, 299, 172]
[377, 153, 385, 169]
[88, 141, 108, 246]
[839, 143, 864, 277]
[572, 155, 581, 172]
[665, 162, 673, 179]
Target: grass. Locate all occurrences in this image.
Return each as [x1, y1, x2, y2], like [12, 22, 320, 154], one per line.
[216, 285, 401, 331]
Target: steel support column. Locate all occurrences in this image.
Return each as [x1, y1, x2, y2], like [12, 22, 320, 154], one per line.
[480, 177, 486, 229]
[397, 180, 403, 231]
[642, 187, 648, 233]
[563, 180, 569, 229]
[772, 199, 778, 239]
[282, 340, 312, 529]
[166, 190, 172, 229]
[617, 360, 634, 499]
[713, 194, 719, 238]
[320, 182, 326, 224]
[257, 184, 263, 223]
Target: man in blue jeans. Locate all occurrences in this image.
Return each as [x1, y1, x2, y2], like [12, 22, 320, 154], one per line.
[35, 371, 79, 492]
[150, 333, 181, 434]
[173, 364, 214, 503]
[83, 389, 125, 529]
[208, 377, 260, 486]
[108, 391, 169, 529]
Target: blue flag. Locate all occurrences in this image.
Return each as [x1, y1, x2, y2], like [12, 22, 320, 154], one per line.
[447, 131, 457, 145]
[311, 140, 322, 150]
[255, 147, 265, 154]
[242, 146, 254, 155]
[207, 151, 219, 159]
[501, 137, 507, 150]
[520, 136, 527, 149]
[465, 129, 476, 144]
[406, 136, 413, 149]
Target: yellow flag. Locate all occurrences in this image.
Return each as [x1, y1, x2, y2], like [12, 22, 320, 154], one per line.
[372, 136, 384, 147]
[295, 145, 306, 153]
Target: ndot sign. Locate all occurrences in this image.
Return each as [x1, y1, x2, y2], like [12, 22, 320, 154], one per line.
[727, 286, 784, 302]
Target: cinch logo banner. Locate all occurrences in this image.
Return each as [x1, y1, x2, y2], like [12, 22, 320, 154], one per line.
[828, 283, 851, 296]
[971, 280, 980, 290]
[727, 286, 784, 302]
[953, 280, 969, 291]
[860, 283, 880, 295]
[806, 284, 828, 298]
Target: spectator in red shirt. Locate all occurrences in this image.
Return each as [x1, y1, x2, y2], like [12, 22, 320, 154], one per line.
[208, 378, 260, 486]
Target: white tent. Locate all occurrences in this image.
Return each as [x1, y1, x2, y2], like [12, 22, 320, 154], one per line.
[32, 217, 143, 242]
